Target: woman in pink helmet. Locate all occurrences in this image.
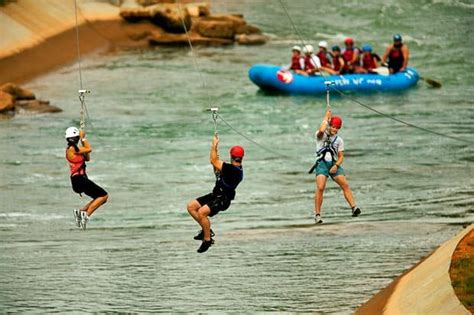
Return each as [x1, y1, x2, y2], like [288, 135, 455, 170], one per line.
[187, 134, 244, 253]
[310, 108, 361, 224]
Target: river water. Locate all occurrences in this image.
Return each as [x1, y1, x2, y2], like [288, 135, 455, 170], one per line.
[1, 0, 473, 313]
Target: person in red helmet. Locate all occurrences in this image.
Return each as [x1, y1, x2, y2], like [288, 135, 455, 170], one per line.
[187, 134, 244, 253]
[310, 108, 361, 224]
[342, 37, 361, 74]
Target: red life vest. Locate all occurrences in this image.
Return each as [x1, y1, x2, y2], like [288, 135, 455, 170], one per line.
[388, 44, 404, 72]
[304, 55, 316, 71]
[333, 56, 342, 72]
[317, 51, 331, 67]
[290, 55, 302, 70]
[343, 48, 354, 64]
[66, 149, 86, 176]
[362, 53, 376, 70]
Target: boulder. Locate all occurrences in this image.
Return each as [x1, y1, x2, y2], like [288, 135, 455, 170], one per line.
[0, 82, 35, 100]
[195, 19, 235, 39]
[119, 6, 152, 22]
[0, 91, 15, 112]
[186, 3, 210, 17]
[148, 31, 233, 46]
[235, 33, 267, 45]
[150, 4, 192, 33]
[235, 24, 262, 35]
[15, 100, 62, 113]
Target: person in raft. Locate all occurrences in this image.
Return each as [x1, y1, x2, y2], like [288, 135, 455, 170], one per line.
[187, 134, 244, 253]
[65, 127, 108, 229]
[311, 109, 361, 224]
[381, 34, 409, 74]
[287, 45, 305, 74]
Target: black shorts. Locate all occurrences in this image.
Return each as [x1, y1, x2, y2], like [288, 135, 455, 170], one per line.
[196, 193, 231, 217]
[71, 175, 107, 199]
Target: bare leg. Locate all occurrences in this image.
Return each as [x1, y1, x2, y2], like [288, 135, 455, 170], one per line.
[315, 175, 328, 215]
[197, 205, 212, 241]
[187, 199, 202, 223]
[85, 195, 108, 217]
[333, 175, 356, 208]
[81, 200, 94, 212]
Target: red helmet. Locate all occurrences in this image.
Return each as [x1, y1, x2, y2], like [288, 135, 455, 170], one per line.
[329, 116, 343, 129]
[344, 37, 354, 45]
[230, 146, 245, 159]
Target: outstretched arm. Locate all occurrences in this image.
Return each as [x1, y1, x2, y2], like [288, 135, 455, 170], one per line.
[316, 108, 331, 138]
[381, 45, 393, 64]
[210, 134, 224, 171]
[79, 129, 91, 160]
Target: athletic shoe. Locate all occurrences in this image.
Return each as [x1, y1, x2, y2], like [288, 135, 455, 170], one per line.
[193, 229, 215, 240]
[197, 238, 214, 253]
[73, 209, 81, 228]
[352, 207, 361, 217]
[315, 214, 323, 224]
[80, 211, 89, 230]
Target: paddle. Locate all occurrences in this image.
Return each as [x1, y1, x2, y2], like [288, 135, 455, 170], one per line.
[373, 66, 442, 88]
[419, 76, 442, 88]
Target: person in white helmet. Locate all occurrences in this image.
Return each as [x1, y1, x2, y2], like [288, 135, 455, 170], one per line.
[302, 44, 321, 76]
[286, 45, 305, 74]
[316, 40, 340, 75]
[65, 127, 108, 229]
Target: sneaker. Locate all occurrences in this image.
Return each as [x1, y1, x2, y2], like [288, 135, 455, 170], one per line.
[73, 209, 81, 228]
[193, 229, 215, 240]
[80, 211, 89, 230]
[315, 214, 323, 224]
[197, 238, 214, 253]
[352, 207, 361, 217]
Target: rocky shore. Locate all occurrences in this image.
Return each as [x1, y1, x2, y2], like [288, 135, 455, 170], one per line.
[0, 0, 266, 116]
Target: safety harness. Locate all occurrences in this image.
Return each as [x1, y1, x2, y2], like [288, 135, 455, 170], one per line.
[308, 133, 338, 174]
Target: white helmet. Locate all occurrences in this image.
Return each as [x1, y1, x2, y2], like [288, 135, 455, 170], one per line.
[318, 40, 328, 49]
[302, 44, 314, 54]
[291, 45, 301, 52]
[65, 127, 79, 139]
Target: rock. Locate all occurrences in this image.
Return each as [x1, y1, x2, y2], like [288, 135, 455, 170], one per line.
[15, 100, 62, 113]
[0, 82, 35, 100]
[186, 3, 210, 17]
[195, 19, 235, 39]
[0, 91, 15, 112]
[150, 4, 192, 33]
[148, 31, 233, 46]
[235, 33, 267, 45]
[235, 24, 262, 35]
[119, 6, 152, 22]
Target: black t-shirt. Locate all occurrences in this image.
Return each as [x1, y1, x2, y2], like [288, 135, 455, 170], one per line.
[213, 162, 243, 200]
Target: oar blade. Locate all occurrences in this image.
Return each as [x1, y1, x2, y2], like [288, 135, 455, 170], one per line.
[420, 76, 442, 88]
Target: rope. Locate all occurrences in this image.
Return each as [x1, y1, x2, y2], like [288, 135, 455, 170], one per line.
[216, 113, 293, 159]
[277, 0, 473, 145]
[73, 0, 88, 131]
[176, 1, 213, 108]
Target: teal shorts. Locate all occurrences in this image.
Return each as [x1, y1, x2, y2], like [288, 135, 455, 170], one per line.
[314, 160, 345, 178]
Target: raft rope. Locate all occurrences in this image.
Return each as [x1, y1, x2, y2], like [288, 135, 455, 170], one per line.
[278, 0, 473, 145]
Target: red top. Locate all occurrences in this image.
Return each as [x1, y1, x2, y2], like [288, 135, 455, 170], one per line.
[317, 51, 331, 67]
[290, 55, 302, 70]
[362, 53, 376, 70]
[66, 150, 86, 176]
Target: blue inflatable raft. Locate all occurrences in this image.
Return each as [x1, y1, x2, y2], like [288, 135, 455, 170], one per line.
[248, 64, 419, 94]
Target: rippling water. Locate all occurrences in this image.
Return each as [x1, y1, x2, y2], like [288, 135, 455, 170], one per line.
[1, 0, 473, 313]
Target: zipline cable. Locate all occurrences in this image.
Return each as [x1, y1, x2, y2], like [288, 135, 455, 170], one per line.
[277, 0, 473, 145]
[176, 1, 213, 109]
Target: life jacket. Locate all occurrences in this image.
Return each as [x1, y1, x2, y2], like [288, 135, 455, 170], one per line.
[66, 147, 86, 177]
[304, 55, 316, 71]
[214, 166, 243, 200]
[388, 44, 404, 72]
[342, 47, 360, 71]
[316, 134, 339, 162]
[290, 55, 302, 70]
[317, 51, 331, 67]
[332, 56, 342, 72]
[362, 53, 377, 70]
